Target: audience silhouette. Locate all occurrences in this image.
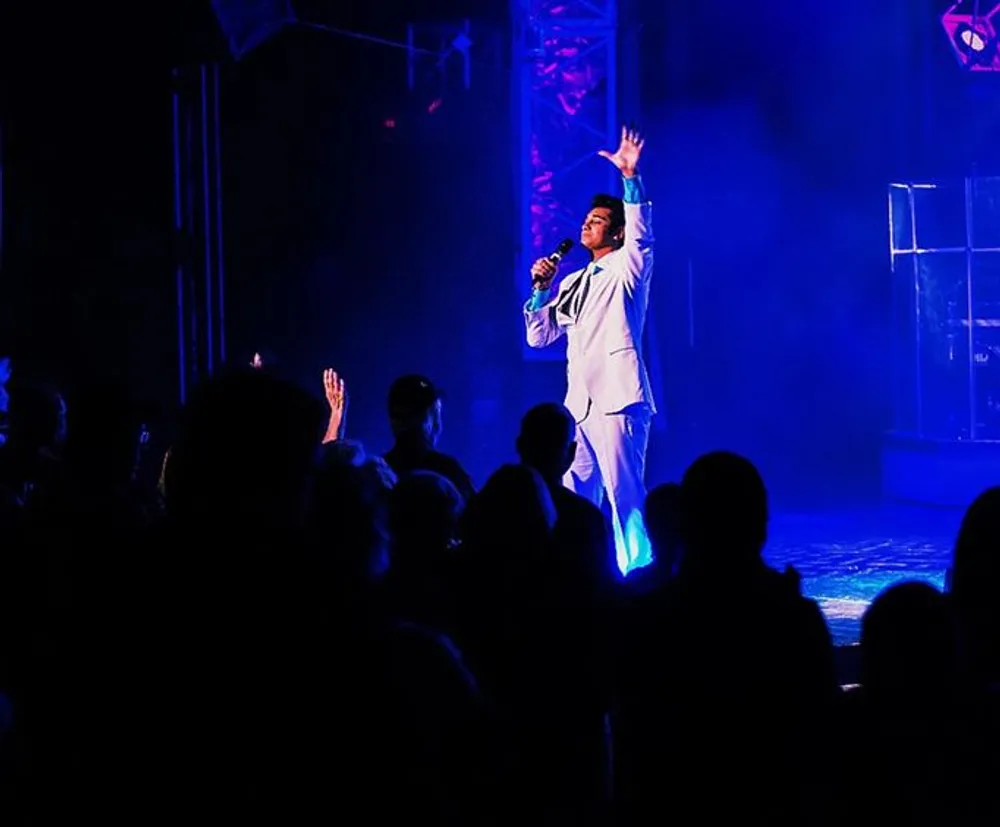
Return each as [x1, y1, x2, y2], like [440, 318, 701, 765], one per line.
[0, 365, 997, 824]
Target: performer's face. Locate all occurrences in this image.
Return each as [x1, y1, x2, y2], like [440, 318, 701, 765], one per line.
[580, 207, 621, 251]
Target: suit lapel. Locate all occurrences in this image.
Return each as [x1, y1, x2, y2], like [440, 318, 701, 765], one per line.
[556, 268, 587, 321]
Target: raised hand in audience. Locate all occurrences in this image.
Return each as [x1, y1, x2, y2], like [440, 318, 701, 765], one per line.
[322, 368, 347, 443]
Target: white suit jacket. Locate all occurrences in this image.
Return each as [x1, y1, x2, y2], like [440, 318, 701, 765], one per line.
[524, 200, 656, 423]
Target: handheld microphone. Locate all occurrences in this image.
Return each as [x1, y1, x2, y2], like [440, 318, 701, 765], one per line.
[532, 238, 575, 287]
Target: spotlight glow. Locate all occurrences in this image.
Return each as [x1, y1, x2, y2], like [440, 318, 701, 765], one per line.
[942, 2, 1000, 71]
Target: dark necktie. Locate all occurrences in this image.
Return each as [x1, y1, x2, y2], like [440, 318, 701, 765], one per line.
[572, 265, 594, 318]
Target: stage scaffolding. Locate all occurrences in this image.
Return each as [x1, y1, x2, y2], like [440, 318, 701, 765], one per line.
[884, 177, 1000, 505]
[512, 0, 619, 361]
[172, 63, 226, 405]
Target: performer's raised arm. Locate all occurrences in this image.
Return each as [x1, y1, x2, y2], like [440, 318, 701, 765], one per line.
[599, 126, 653, 291]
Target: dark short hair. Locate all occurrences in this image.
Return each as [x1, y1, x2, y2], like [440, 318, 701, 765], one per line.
[680, 451, 768, 554]
[519, 402, 575, 454]
[387, 374, 442, 421]
[591, 193, 625, 232]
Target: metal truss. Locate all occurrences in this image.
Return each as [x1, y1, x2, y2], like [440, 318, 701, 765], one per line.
[512, 0, 618, 359]
[172, 63, 226, 405]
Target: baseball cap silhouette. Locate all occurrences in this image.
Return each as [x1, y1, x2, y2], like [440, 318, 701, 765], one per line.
[387, 374, 442, 419]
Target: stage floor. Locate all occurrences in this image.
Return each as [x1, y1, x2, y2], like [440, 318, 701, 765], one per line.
[762, 505, 958, 645]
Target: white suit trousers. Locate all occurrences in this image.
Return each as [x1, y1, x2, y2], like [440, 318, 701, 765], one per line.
[564, 403, 653, 575]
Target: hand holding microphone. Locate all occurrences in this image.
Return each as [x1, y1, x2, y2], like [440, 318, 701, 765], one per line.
[530, 238, 574, 290]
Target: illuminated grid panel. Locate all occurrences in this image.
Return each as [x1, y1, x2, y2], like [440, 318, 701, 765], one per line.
[889, 178, 1000, 440]
[513, 0, 618, 360]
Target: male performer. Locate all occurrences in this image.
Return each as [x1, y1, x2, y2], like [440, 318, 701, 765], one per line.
[524, 126, 655, 574]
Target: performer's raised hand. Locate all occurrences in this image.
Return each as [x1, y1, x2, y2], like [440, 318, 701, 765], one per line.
[598, 125, 644, 178]
[530, 256, 558, 291]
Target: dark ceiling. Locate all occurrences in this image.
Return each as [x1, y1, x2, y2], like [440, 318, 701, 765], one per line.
[0, 0, 507, 79]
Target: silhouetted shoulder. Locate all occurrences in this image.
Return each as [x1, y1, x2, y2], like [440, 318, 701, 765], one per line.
[550, 485, 617, 581]
[552, 485, 604, 523]
[427, 452, 476, 500]
[383, 448, 476, 502]
[387, 620, 479, 697]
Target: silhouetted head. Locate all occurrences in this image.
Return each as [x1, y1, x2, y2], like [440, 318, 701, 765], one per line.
[948, 485, 1000, 602]
[679, 451, 768, 563]
[61, 379, 149, 486]
[581, 194, 626, 254]
[167, 369, 325, 527]
[318, 439, 367, 468]
[311, 449, 396, 581]
[387, 374, 442, 448]
[861, 580, 958, 704]
[947, 485, 1000, 682]
[461, 463, 557, 566]
[389, 470, 464, 573]
[6, 379, 67, 455]
[516, 402, 577, 487]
